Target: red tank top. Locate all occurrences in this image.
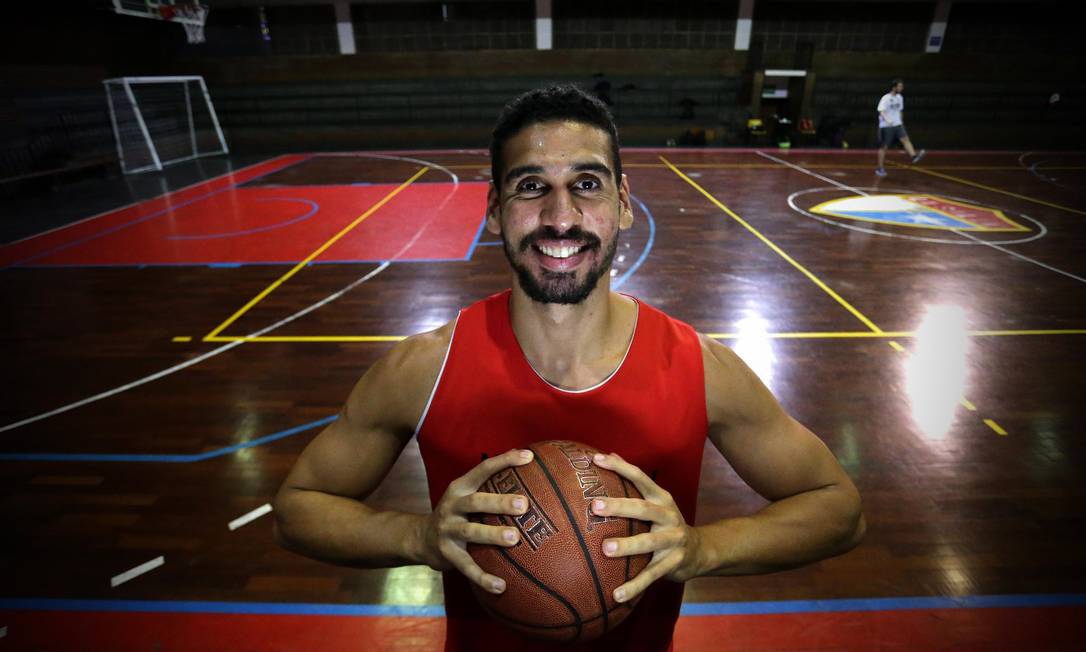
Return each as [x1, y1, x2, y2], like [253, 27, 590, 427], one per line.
[417, 290, 708, 652]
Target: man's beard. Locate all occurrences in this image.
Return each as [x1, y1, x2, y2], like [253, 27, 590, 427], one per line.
[502, 225, 618, 305]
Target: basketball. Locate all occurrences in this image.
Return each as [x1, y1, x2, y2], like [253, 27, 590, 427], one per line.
[467, 440, 652, 643]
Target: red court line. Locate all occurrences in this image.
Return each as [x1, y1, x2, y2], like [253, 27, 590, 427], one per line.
[4, 607, 1084, 651]
[0, 155, 308, 266]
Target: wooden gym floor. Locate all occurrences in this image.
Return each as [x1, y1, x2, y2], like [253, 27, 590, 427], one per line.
[2, 148, 1085, 650]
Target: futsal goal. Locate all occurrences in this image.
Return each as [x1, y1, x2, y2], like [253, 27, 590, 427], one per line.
[104, 76, 228, 174]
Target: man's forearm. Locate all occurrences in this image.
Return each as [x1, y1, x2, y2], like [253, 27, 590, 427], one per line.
[274, 489, 429, 569]
[686, 484, 864, 578]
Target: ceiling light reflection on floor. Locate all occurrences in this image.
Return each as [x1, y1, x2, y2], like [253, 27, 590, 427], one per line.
[905, 305, 969, 441]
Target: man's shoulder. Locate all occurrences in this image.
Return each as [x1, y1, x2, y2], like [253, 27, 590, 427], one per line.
[382, 320, 456, 381]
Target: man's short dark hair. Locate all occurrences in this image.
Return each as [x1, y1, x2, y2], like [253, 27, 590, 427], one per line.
[891, 78, 904, 89]
[490, 84, 622, 187]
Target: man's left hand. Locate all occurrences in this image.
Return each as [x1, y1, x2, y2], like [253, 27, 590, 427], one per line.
[591, 452, 703, 603]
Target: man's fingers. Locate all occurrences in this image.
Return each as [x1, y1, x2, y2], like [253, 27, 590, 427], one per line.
[450, 521, 520, 547]
[593, 452, 668, 502]
[590, 497, 674, 524]
[601, 530, 680, 558]
[455, 492, 528, 517]
[452, 448, 534, 494]
[612, 550, 683, 603]
[441, 543, 508, 594]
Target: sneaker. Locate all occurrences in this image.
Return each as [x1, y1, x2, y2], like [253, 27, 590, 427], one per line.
[911, 149, 926, 164]
[875, 167, 887, 177]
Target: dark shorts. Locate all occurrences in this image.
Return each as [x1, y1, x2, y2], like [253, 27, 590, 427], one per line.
[879, 125, 908, 147]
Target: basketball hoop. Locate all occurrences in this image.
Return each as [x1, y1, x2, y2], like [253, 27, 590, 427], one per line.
[159, 1, 208, 44]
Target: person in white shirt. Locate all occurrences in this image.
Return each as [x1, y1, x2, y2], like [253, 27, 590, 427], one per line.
[875, 78, 925, 177]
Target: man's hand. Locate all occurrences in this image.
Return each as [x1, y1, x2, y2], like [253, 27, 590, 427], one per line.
[418, 448, 535, 595]
[590, 452, 702, 603]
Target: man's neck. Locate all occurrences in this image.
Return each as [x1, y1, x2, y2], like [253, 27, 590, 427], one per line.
[508, 281, 637, 391]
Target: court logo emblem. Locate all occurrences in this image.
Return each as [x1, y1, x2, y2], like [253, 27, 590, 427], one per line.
[810, 194, 1029, 232]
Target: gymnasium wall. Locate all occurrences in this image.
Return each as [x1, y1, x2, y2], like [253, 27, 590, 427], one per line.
[2, 1, 1083, 180]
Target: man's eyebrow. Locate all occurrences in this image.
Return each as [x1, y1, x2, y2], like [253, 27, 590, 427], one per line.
[503, 165, 543, 184]
[572, 162, 613, 177]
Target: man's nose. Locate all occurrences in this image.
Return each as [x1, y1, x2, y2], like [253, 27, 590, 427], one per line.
[540, 187, 582, 233]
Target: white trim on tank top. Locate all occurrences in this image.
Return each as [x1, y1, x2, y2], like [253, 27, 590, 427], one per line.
[523, 297, 640, 395]
[412, 313, 459, 437]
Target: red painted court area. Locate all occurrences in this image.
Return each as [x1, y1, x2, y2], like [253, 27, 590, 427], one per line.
[5, 606, 1086, 651]
[0, 157, 487, 267]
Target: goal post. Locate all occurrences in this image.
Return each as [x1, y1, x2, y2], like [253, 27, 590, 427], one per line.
[103, 76, 228, 174]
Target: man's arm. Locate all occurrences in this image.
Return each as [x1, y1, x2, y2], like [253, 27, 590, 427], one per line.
[273, 321, 536, 594]
[688, 334, 864, 577]
[589, 334, 864, 602]
[272, 323, 450, 568]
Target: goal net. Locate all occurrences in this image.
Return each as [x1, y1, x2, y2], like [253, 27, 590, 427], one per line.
[104, 76, 228, 174]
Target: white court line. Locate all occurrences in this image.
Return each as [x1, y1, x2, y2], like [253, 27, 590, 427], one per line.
[757, 151, 870, 196]
[110, 556, 164, 588]
[0, 261, 388, 433]
[3, 155, 296, 246]
[228, 503, 273, 531]
[952, 229, 1086, 285]
[1, 153, 462, 434]
[759, 151, 1086, 285]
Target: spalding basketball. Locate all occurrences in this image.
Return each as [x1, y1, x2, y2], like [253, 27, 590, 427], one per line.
[468, 440, 651, 643]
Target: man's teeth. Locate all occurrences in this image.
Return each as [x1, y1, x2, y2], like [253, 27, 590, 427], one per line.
[538, 244, 581, 259]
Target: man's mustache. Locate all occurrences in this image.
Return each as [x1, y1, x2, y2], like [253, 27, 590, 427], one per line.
[518, 226, 602, 253]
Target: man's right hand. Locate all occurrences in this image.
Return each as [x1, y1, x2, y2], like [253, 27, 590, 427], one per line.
[416, 448, 534, 594]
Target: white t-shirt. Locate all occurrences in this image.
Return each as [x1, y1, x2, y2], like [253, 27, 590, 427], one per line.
[877, 92, 904, 128]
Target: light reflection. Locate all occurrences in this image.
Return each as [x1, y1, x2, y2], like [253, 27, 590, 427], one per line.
[904, 305, 969, 440]
[732, 315, 776, 389]
[379, 565, 441, 606]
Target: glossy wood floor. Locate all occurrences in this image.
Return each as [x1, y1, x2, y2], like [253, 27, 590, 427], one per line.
[2, 148, 1085, 643]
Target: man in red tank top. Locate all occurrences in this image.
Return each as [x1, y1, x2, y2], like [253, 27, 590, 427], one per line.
[274, 85, 865, 651]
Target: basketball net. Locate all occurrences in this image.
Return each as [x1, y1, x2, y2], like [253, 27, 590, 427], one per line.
[159, 2, 208, 44]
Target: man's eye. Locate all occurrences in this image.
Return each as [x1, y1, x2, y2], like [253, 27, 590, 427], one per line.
[517, 180, 543, 193]
[575, 179, 600, 191]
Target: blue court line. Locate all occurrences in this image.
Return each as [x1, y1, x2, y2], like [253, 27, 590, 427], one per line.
[678, 593, 1086, 616]
[166, 198, 320, 240]
[463, 215, 488, 261]
[613, 194, 656, 291]
[3, 157, 305, 270]
[0, 415, 335, 463]
[3, 594, 1084, 618]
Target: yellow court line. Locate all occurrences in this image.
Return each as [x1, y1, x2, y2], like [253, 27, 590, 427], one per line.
[960, 398, 977, 411]
[177, 328, 1086, 343]
[984, 419, 1008, 436]
[902, 165, 1086, 217]
[205, 335, 406, 343]
[661, 155, 885, 335]
[625, 163, 1086, 171]
[203, 166, 430, 341]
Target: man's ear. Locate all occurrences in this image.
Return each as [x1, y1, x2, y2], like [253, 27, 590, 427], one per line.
[485, 182, 502, 235]
[618, 173, 634, 230]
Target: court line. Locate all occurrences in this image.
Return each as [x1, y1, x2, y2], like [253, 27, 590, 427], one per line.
[1, 155, 298, 247]
[756, 152, 1020, 435]
[228, 503, 273, 531]
[764, 151, 1086, 285]
[168, 329, 1086, 344]
[902, 164, 1086, 217]
[661, 156, 884, 334]
[0, 415, 335, 462]
[110, 557, 164, 588]
[165, 198, 319, 240]
[0, 260, 388, 433]
[203, 167, 429, 340]
[4, 593, 1085, 617]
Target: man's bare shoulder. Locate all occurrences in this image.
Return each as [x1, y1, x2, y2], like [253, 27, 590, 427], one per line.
[344, 319, 457, 435]
[696, 332, 781, 434]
